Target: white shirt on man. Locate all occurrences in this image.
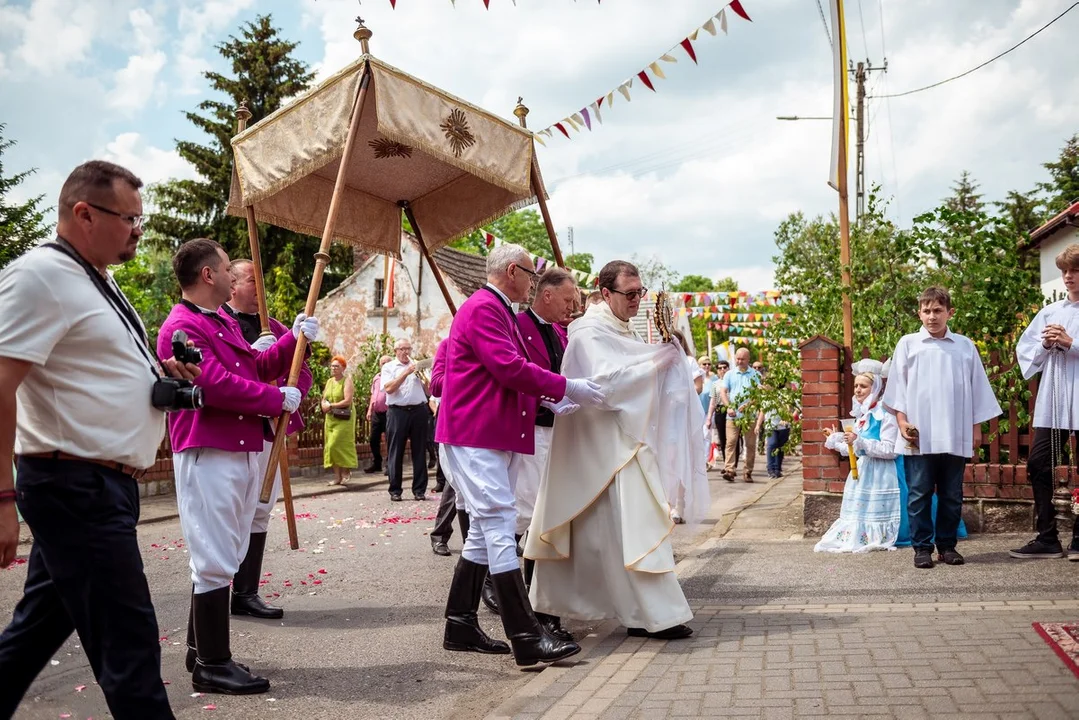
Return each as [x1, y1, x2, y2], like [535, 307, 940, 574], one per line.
[883, 327, 1001, 458]
[0, 245, 167, 469]
[381, 357, 428, 407]
[1016, 299, 1079, 430]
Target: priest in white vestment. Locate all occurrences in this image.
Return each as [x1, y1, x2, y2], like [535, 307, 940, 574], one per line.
[525, 260, 708, 640]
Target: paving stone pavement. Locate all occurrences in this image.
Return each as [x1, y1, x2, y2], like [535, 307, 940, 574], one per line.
[488, 472, 1079, 720]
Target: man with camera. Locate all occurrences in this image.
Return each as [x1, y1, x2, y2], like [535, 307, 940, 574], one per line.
[222, 258, 313, 621]
[158, 238, 318, 696]
[0, 161, 198, 719]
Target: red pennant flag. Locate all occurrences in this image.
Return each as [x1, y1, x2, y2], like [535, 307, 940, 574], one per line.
[729, 0, 752, 21]
[484, 232, 495, 248]
[597, 96, 604, 108]
[637, 70, 655, 92]
[383, 260, 396, 309]
[554, 122, 569, 138]
[483, 0, 490, 7]
[680, 38, 698, 64]
[390, 0, 396, 7]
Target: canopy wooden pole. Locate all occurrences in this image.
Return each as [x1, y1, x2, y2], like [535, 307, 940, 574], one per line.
[260, 64, 372, 502]
[382, 254, 390, 335]
[513, 98, 566, 268]
[400, 201, 457, 315]
[236, 103, 299, 549]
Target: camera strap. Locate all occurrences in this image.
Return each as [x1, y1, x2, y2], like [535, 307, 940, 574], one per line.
[43, 240, 164, 380]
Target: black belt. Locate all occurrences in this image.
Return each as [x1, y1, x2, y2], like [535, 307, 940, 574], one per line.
[389, 403, 426, 410]
[18, 451, 146, 480]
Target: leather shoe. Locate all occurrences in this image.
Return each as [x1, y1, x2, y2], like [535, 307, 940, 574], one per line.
[192, 659, 270, 695]
[537, 612, 574, 642]
[390, 493, 402, 502]
[187, 646, 249, 674]
[231, 592, 283, 620]
[627, 624, 693, 640]
[432, 541, 451, 556]
[490, 570, 580, 666]
[443, 558, 511, 655]
[414, 493, 427, 501]
[363, 463, 380, 473]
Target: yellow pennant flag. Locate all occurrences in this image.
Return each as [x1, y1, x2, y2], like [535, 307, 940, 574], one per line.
[649, 62, 666, 79]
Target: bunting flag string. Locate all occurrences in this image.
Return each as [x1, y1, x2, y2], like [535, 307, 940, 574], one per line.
[482, 230, 599, 286]
[390, 0, 601, 6]
[726, 334, 799, 348]
[532, 0, 752, 145]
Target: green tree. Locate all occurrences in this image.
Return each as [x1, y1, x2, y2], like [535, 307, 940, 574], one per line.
[630, 253, 679, 290]
[148, 15, 351, 319]
[995, 189, 1044, 240]
[671, 274, 716, 292]
[714, 276, 739, 292]
[0, 125, 51, 269]
[1039, 134, 1079, 214]
[564, 251, 593, 279]
[944, 171, 985, 215]
[112, 244, 180, 340]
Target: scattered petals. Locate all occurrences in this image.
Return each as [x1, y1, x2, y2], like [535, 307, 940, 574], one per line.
[75, 685, 86, 693]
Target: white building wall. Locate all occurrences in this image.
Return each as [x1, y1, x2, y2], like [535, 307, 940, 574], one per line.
[316, 239, 467, 365]
[1039, 227, 1079, 304]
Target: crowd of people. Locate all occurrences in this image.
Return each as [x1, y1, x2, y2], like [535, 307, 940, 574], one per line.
[0, 160, 1075, 718]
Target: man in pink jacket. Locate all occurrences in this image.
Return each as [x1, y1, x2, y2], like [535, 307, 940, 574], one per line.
[436, 243, 604, 668]
[158, 239, 318, 696]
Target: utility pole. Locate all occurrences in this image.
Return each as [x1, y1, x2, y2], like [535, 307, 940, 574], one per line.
[851, 59, 887, 222]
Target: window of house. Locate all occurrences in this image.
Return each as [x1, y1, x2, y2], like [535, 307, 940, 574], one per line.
[374, 278, 385, 308]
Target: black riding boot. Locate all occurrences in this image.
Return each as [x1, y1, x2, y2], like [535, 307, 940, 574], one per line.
[191, 587, 270, 695]
[443, 558, 511, 654]
[231, 533, 284, 619]
[490, 570, 580, 667]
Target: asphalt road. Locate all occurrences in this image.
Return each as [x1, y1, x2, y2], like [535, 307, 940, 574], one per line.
[2, 468, 759, 720]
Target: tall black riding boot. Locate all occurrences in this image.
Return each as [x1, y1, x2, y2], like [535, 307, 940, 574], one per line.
[490, 570, 580, 667]
[443, 558, 511, 654]
[481, 572, 499, 614]
[523, 559, 575, 643]
[185, 588, 196, 672]
[192, 587, 270, 695]
[231, 533, 284, 619]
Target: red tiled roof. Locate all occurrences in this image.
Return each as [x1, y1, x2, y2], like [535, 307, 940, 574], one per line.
[1028, 201, 1079, 249]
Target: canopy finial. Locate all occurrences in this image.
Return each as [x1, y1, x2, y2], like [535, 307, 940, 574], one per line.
[513, 97, 529, 128]
[354, 16, 373, 53]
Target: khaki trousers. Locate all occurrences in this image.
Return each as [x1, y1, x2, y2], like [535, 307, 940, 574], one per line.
[724, 419, 756, 479]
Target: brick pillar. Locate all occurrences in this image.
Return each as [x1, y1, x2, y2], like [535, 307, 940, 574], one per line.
[799, 335, 848, 535]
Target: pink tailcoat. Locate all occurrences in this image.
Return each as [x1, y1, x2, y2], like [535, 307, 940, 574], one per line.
[158, 303, 298, 454]
[434, 288, 567, 454]
[516, 310, 568, 369]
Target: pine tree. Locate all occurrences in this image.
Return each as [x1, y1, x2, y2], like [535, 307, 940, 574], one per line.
[944, 171, 985, 215]
[149, 15, 351, 319]
[0, 124, 51, 270]
[1039, 134, 1079, 215]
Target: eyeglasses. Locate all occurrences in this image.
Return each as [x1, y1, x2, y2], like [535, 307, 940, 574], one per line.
[608, 287, 648, 300]
[86, 202, 144, 229]
[513, 263, 539, 284]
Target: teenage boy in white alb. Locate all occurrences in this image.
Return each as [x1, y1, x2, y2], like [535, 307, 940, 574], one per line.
[1012, 243, 1079, 560]
[883, 286, 1001, 570]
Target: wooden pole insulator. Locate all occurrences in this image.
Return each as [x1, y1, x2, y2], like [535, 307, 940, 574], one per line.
[260, 66, 372, 503]
[401, 201, 457, 316]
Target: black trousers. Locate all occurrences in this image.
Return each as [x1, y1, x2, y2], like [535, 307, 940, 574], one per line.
[0, 457, 174, 719]
[1028, 427, 1079, 544]
[713, 409, 729, 460]
[387, 404, 429, 496]
[431, 482, 468, 544]
[368, 410, 387, 469]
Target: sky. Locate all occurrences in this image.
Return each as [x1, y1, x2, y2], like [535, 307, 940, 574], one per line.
[1, 0, 1077, 292]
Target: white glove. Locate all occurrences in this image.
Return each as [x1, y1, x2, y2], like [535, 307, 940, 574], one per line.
[564, 378, 605, 407]
[251, 334, 275, 352]
[280, 386, 302, 413]
[292, 313, 319, 342]
[541, 397, 580, 416]
[654, 342, 683, 371]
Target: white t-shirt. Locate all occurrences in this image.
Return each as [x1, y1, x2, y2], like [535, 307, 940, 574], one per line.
[0, 245, 167, 469]
[381, 358, 428, 407]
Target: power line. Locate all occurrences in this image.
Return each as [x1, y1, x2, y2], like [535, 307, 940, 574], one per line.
[856, 0, 870, 60]
[813, 0, 832, 49]
[872, 2, 1078, 99]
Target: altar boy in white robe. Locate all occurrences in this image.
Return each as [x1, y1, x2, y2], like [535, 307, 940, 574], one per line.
[526, 260, 709, 640]
[883, 286, 1001, 570]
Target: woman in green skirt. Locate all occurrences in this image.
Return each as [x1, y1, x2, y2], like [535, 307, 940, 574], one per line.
[321, 355, 358, 485]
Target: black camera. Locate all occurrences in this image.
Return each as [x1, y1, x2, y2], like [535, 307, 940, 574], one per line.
[151, 330, 205, 412]
[172, 330, 203, 365]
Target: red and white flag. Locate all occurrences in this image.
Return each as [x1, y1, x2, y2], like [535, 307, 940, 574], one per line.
[383, 259, 396, 309]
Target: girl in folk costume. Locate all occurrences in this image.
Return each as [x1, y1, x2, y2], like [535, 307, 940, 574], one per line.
[815, 360, 905, 553]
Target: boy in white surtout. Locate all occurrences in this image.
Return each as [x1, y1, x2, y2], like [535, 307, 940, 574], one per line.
[883, 286, 1001, 569]
[1011, 243, 1079, 560]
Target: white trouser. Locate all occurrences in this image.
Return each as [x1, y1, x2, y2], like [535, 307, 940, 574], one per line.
[438, 445, 465, 511]
[514, 425, 554, 535]
[441, 444, 523, 574]
[251, 439, 282, 534]
[173, 448, 260, 594]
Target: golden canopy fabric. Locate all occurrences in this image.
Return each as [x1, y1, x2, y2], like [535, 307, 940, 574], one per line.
[227, 55, 540, 256]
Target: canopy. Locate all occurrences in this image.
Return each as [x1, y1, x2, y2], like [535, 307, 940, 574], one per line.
[227, 55, 543, 257]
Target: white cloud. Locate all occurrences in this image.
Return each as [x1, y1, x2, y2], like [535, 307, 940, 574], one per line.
[0, 0, 116, 75]
[0, 51, 7, 77]
[174, 0, 256, 94]
[106, 9, 167, 114]
[99, 133, 197, 187]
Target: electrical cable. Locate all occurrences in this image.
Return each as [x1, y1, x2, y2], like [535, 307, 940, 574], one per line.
[814, 0, 833, 49]
[871, 2, 1078, 99]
